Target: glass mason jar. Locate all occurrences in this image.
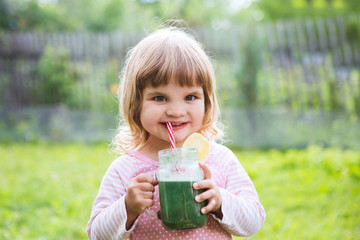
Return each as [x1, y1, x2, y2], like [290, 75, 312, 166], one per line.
[158, 147, 208, 230]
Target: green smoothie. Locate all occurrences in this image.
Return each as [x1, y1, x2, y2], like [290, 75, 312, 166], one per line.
[159, 181, 208, 230]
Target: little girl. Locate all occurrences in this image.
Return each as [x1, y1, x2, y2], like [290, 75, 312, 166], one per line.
[87, 27, 265, 240]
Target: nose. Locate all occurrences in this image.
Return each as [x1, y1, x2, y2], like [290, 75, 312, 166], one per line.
[166, 102, 186, 117]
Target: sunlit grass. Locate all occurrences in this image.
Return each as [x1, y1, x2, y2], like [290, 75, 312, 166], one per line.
[0, 143, 114, 239]
[234, 146, 360, 240]
[0, 143, 359, 239]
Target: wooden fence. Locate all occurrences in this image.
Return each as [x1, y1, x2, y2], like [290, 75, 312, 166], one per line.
[1, 16, 360, 115]
[258, 17, 360, 115]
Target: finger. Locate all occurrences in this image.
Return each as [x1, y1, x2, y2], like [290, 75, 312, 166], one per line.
[139, 182, 156, 192]
[195, 189, 215, 203]
[193, 179, 214, 190]
[141, 191, 154, 200]
[198, 162, 212, 180]
[136, 173, 155, 183]
[138, 199, 155, 213]
[201, 199, 217, 214]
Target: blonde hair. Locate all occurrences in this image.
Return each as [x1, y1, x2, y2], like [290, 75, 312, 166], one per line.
[113, 27, 223, 153]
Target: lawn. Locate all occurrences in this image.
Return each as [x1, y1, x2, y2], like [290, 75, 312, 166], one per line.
[0, 143, 359, 239]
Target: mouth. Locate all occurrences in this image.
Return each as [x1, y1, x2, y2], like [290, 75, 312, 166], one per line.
[161, 122, 188, 129]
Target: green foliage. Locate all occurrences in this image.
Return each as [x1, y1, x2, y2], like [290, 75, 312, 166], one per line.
[2, 0, 360, 32]
[2, 0, 233, 32]
[235, 23, 264, 108]
[0, 0, 10, 30]
[345, 16, 360, 50]
[252, 0, 356, 21]
[4, 0, 79, 31]
[326, 78, 342, 110]
[80, 0, 126, 32]
[0, 143, 359, 239]
[36, 46, 79, 105]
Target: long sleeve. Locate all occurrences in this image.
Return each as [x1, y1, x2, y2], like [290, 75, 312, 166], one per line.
[210, 144, 266, 237]
[87, 157, 136, 240]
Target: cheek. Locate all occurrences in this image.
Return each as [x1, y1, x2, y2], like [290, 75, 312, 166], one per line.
[193, 102, 205, 124]
[139, 104, 147, 127]
[139, 106, 149, 126]
[140, 104, 160, 126]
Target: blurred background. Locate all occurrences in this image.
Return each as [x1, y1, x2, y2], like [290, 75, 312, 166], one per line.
[0, 0, 359, 239]
[1, 0, 360, 148]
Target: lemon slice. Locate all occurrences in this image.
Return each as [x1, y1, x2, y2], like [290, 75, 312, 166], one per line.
[183, 133, 210, 162]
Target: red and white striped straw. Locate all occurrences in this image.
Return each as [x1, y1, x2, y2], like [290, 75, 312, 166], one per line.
[166, 122, 176, 149]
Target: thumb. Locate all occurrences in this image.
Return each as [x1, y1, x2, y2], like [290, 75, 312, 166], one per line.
[199, 162, 212, 180]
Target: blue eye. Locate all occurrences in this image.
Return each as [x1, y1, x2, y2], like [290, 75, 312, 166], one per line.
[153, 96, 166, 102]
[185, 95, 196, 101]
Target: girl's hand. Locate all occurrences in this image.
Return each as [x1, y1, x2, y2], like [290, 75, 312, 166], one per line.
[125, 173, 158, 229]
[193, 162, 223, 219]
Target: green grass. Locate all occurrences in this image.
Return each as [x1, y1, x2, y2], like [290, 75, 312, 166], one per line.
[0, 143, 114, 239]
[0, 143, 359, 239]
[233, 146, 360, 240]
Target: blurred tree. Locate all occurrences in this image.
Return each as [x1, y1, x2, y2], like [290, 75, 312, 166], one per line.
[0, 0, 11, 30]
[1, 0, 233, 31]
[19, 1, 79, 31]
[56, 0, 125, 31]
[86, 0, 126, 31]
[250, 0, 360, 21]
[2, 0, 79, 31]
[235, 22, 263, 109]
[2, 0, 359, 31]
[157, 0, 229, 27]
[36, 46, 79, 105]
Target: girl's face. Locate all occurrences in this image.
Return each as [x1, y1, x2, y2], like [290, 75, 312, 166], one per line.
[140, 80, 205, 149]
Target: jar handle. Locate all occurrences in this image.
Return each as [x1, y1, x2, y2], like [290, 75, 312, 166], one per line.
[145, 171, 159, 219]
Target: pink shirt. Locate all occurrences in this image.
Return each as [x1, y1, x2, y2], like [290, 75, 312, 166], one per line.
[87, 142, 265, 240]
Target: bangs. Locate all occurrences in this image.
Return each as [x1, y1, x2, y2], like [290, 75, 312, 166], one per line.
[136, 31, 211, 91]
